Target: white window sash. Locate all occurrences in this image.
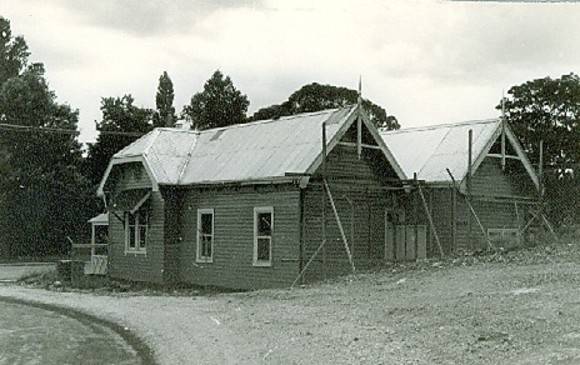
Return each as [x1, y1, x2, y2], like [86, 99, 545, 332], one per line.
[125, 211, 147, 254]
[197, 209, 214, 263]
[253, 207, 273, 267]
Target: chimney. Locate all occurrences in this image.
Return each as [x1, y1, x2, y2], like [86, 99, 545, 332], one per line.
[174, 120, 192, 130]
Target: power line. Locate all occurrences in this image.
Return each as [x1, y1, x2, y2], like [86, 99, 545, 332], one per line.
[0, 123, 146, 137]
[0, 123, 79, 135]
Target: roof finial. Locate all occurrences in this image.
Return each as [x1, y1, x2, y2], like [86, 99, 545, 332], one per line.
[357, 75, 362, 105]
[501, 89, 506, 120]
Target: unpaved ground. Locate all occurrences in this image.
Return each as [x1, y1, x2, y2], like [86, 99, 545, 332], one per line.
[0, 300, 139, 365]
[1, 244, 580, 364]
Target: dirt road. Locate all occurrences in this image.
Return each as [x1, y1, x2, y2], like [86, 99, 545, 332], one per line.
[1, 244, 580, 364]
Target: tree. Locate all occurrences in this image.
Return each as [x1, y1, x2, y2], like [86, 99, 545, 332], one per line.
[84, 95, 154, 186]
[498, 73, 579, 168]
[250, 82, 400, 130]
[0, 36, 94, 256]
[153, 71, 176, 127]
[0, 17, 30, 84]
[182, 70, 249, 130]
[498, 73, 580, 226]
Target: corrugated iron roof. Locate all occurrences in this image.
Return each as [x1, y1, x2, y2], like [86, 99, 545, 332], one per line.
[379, 119, 501, 183]
[110, 106, 357, 186]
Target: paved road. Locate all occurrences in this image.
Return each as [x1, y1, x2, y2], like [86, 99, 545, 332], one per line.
[0, 263, 55, 282]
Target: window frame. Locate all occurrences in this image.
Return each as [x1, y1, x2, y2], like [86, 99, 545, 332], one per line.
[487, 228, 520, 247]
[124, 209, 148, 255]
[196, 208, 215, 263]
[253, 206, 274, 267]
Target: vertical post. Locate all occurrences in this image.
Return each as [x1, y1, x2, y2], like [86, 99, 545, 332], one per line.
[539, 139, 544, 199]
[391, 194, 397, 261]
[357, 76, 363, 160]
[91, 223, 96, 257]
[451, 186, 457, 252]
[428, 187, 433, 254]
[501, 93, 506, 171]
[367, 200, 371, 259]
[467, 129, 473, 249]
[413, 173, 419, 260]
[357, 117, 362, 159]
[298, 189, 305, 284]
[321, 122, 327, 280]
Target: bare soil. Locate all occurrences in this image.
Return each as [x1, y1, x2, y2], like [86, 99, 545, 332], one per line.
[1, 241, 580, 364]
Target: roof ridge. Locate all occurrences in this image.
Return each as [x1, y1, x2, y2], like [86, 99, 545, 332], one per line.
[197, 106, 351, 134]
[176, 134, 199, 184]
[381, 118, 500, 135]
[152, 106, 353, 137]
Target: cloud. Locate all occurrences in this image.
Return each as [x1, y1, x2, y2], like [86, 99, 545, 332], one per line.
[49, 0, 264, 36]
[2, 0, 579, 143]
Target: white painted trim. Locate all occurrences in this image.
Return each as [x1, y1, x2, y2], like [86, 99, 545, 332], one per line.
[359, 111, 407, 180]
[124, 211, 148, 255]
[504, 126, 540, 190]
[460, 122, 539, 192]
[304, 106, 358, 175]
[196, 208, 215, 263]
[487, 153, 520, 160]
[304, 105, 407, 180]
[97, 155, 159, 197]
[460, 122, 503, 193]
[253, 206, 274, 267]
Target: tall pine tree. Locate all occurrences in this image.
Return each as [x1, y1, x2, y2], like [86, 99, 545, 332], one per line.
[154, 71, 176, 127]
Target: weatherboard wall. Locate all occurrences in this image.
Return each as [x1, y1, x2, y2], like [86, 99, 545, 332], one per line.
[106, 162, 166, 284]
[470, 157, 536, 198]
[176, 184, 301, 290]
[301, 142, 402, 282]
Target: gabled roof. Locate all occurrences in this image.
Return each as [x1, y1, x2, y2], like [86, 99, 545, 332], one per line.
[379, 119, 539, 190]
[97, 105, 405, 196]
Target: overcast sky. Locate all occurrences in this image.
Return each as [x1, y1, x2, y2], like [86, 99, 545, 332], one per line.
[2, 0, 579, 143]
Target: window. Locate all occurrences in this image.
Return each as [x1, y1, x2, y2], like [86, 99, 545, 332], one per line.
[125, 209, 148, 254]
[488, 228, 520, 248]
[253, 207, 273, 266]
[197, 209, 214, 263]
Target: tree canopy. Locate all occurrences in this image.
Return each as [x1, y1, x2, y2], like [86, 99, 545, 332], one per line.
[153, 71, 176, 127]
[0, 17, 94, 256]
[84, 95, 154, 186]
[0, 17, 29, 84]
[182, 70, 249, 130]
[499, 73, 580, 226]
[250, 82, 400, 130]
[499, 73, 579, 168]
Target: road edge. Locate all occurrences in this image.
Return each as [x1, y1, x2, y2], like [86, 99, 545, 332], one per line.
[0, 295, 157, 365]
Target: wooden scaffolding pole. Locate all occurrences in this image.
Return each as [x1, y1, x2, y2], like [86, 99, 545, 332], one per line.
[292, 239, 327, 288]
[446, 168, 495, 251]
[417, 183, 444, 257]
[322, 122, 327, 280]
[467, 129, 473, 250]
[324, 179, 356, 273]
